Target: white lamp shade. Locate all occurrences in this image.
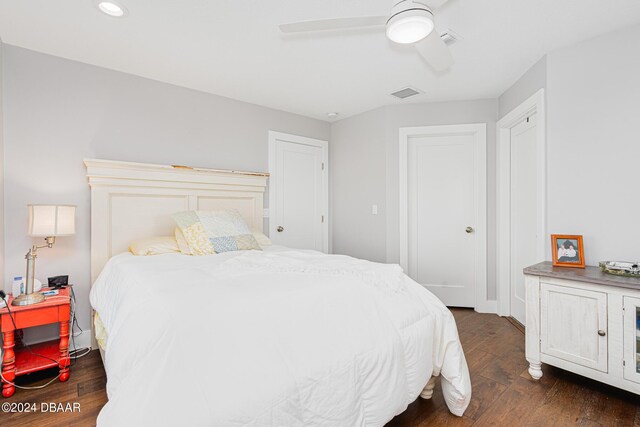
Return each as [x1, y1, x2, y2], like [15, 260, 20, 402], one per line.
[28, 205, 76, 237]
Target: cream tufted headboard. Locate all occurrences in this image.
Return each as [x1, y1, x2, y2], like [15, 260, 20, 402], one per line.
[84, 158, 269, 284]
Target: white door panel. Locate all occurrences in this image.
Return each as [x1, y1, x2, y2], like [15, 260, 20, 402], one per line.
[510, 114, 538, 325]
[269, 132, 328, 252]
[276, 142, 322, 250]
[402, 124, 486, 308]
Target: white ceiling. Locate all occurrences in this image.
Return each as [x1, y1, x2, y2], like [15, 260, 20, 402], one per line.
[1, 0, 640, 121]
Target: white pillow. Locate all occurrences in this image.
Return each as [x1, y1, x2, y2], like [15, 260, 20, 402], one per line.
[129, 236, 180, 256]
[252, 230, 272, 247]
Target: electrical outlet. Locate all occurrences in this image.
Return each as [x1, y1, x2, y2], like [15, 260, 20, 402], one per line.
[263, 208, 269, 218]
[372, 205, 378, 215]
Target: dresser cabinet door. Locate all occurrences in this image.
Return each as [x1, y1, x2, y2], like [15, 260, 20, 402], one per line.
[623, 296, 640, 384]
[540, 283, 608, 372]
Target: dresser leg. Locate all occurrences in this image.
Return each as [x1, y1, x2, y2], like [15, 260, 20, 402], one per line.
[528, 362, 543, 380]
[59, 321, 70, 382]
[2, 331, 16, 397]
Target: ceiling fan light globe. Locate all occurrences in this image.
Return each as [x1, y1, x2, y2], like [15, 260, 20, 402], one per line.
[386, 11, 434, 44]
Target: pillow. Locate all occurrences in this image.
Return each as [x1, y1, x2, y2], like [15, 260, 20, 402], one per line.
[175, 227, 268, 254]
[172, 209, 261, 255]
[175, 227, 192, 255]
[251, 229, 272, 247]
[129, 236, 180, 256]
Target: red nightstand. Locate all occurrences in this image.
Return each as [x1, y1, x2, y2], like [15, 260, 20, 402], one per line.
[0, 288, 71, 397]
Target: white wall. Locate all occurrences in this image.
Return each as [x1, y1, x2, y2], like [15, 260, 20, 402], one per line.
[498, 56, 547, 120]
[331, 99, 499, 298]
[330, 107, 387, 262]
[2, 45, 330, 345]
[546, 24, 640, 265]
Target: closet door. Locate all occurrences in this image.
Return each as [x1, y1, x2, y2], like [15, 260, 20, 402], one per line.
[269, 132, 328, 252]
[401, 124, 487, 308]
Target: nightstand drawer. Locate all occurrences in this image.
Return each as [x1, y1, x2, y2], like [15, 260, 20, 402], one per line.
[0, 305, 70, 331]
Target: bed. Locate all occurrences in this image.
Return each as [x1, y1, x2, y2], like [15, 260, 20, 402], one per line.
[85, 159, 471, 426]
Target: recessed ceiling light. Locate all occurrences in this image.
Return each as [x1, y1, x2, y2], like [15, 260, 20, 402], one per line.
[97, 1, 127, 17]
[327, 112, 339, 119]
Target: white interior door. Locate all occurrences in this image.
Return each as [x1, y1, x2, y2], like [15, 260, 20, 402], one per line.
[269, 132, 328, 252]
[401, 124, 487, 308]
[497, 89, 545, 322]
[510, 114, 538, 325]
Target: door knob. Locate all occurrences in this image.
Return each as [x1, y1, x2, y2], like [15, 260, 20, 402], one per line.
[465, 227, 474, 234]
[598, 330, 606, 337]
[277, 226, 284, 232]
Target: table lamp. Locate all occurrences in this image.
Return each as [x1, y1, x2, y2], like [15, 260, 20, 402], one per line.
[12, 205, 76, 306]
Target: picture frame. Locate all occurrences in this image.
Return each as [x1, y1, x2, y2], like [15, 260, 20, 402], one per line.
[551, 234, 585, 268]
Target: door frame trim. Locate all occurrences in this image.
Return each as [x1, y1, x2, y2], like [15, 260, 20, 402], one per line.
[399, 123, 488, 311]
[268, 131, 329, 253]
[496, 89, 547, 317]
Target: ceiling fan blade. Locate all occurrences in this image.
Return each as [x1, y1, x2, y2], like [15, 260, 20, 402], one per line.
[280, 16, 387, 34]
[415, 30, 454, 71]
[424, 0, 451, 11]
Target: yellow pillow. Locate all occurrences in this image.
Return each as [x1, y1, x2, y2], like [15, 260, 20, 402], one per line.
[129, 237, 180, 256]
[175, 227, 192, 255]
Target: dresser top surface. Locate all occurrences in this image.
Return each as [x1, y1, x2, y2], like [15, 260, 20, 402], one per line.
[524, 261, 640, 290]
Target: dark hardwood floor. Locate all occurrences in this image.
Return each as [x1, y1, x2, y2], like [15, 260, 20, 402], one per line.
[2, 347, 107, 426]
[3, 308, 639, 426]
[388, 308, 640, 426]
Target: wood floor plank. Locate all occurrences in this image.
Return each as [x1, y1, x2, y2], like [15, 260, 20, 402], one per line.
[463, 375, 509, 421]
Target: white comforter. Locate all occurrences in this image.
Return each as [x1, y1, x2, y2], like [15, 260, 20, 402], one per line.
[90, 247, 471, 426]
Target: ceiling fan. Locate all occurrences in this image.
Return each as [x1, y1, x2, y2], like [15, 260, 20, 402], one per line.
[280, 0, 454, 71]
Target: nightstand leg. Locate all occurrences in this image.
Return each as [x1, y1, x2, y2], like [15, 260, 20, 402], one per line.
[59, 321, 70, 382]
[2, 331, 15, 398]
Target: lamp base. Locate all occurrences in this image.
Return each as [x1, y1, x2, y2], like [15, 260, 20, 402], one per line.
[12, 292, 46, 306]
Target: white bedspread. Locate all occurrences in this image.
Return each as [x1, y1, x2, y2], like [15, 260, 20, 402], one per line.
[90, 247, 471, 426]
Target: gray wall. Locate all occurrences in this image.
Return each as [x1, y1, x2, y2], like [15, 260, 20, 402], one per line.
[546, 24, 640, 265]
[2, 45, 330, 344]
[331, 99, 499, 298]
[330, 107, 387, 262]
[498, 56, 547, 120]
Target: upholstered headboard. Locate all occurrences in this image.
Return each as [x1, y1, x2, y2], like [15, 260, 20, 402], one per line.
[85, 158, 268, 283]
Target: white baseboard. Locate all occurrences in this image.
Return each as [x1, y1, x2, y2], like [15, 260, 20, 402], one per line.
[18, 328, 93, 351]
[475, 300, 498, 314]
[70, 328, 94, 352]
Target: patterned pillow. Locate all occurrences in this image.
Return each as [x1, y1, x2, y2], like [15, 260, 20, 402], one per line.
[172, 210, 260, 255]
[174, 227, 192, 255]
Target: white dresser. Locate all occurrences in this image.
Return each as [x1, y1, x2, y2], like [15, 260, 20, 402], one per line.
[524, 262, 640, 394]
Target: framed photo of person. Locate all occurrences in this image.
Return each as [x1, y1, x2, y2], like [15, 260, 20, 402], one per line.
[551, 234, 585, 268]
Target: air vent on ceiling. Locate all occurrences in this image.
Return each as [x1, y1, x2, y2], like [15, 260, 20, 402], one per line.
[391, 87, 422, 100]
[440, 30, 462, 46]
